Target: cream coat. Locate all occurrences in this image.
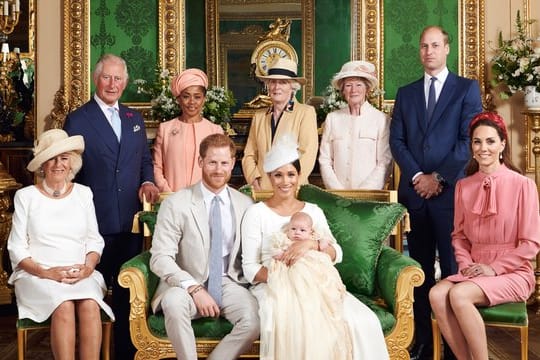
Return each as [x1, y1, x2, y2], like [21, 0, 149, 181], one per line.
[319, 103, 392, 189]
[241, 100, 318, 190]
[153, 118, 223, 192]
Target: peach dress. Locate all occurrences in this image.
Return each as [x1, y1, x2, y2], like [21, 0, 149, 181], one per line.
[153, 118, 223, 192]
[446, 165, 540, 305]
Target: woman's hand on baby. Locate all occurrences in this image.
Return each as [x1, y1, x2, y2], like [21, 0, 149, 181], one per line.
[280, 240, 315, 266]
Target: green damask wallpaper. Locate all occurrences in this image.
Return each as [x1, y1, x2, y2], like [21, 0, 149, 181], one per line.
[314, 0, 351, 96]
[90, 0, 158, 102]
[383, 0, 458, 99]
[186, 0, 206, 70]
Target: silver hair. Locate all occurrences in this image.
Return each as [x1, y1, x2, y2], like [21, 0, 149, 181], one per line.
[263, 79, 302, 91]
[93, 54, 129, 82]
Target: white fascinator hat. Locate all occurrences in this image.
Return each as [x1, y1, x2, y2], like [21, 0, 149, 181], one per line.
[263, 133, 300, 173]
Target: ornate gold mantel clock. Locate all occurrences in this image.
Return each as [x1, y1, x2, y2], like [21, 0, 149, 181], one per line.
[232, 18, 300, 138]
[251, 18, 298, 79]
[245, 18, 298, 109]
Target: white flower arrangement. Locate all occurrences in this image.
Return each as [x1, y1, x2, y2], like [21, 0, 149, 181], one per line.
[490, 11, 540, 99]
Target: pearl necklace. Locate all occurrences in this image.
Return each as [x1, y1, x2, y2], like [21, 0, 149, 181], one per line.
[42, 180, 68, 198]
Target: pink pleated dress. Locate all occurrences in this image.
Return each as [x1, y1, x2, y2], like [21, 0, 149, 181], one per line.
[446, 165, 540, 305]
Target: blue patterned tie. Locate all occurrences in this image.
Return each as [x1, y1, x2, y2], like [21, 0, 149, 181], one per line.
[208, 195, 223, 306]
[108, 107, 122, 141]
[426, 77, 437, 123]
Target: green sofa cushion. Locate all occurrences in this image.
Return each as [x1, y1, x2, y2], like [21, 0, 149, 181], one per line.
[298, 184, 407, 296]
[478, 302, 528, 326]
[148, 314, 234, 339]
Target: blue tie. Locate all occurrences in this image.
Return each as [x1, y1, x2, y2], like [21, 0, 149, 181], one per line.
[108, 107, 122, 141]
[208, 195, 223, 306]
[426, 77, 437, 122]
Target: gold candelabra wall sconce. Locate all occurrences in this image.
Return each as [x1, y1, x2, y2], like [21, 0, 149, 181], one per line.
[0, 46, 33, 143]
[0, 0, 21, 42]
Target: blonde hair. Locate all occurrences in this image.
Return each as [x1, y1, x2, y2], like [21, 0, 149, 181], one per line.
[36, 151, 82, 182]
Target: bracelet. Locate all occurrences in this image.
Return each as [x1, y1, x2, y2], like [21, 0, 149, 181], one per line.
[189, 285, 204, 296]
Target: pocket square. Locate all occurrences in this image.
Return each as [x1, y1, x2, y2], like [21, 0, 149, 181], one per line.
[133, 124, 141, 132]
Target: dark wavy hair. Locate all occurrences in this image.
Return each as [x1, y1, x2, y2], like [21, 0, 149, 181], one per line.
[465, 112, 521, 176]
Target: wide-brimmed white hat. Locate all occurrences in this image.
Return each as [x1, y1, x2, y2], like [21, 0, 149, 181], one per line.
[257, 58, 306, 85]
[263, 133, 300, 173]
[331, 60, 378, 90]
[27, 129, 85, 172]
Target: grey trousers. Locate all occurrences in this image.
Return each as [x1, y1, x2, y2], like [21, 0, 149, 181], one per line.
[160, 276, 260, 360]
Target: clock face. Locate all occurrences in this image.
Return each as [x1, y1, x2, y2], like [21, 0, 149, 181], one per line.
[251, 40, 298, 77]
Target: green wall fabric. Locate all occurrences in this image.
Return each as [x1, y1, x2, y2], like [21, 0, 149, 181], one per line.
[90, 0, 158, 102]
[383, 0, 458, 99]
[314, 0, 350, 96]
[186, 0, 206, 70]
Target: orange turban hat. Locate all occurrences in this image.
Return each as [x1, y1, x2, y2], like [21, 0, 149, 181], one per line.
[170, 68, 208, 98]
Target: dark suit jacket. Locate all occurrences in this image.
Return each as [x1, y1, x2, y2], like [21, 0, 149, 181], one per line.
[64, 98, 154, 235]
[390, 72, 482, 210]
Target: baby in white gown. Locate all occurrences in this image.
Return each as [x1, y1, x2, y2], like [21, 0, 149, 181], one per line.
[261, 211, 352, 360]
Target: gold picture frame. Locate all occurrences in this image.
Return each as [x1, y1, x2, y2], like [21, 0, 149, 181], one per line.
[57, 0, 185, 127]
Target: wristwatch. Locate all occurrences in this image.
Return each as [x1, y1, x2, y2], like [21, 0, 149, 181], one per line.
[432, 172, 446, 186]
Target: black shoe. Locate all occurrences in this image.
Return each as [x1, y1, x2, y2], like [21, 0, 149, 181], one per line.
[409, 342, 433, 360]
[443, 345, 457, 360]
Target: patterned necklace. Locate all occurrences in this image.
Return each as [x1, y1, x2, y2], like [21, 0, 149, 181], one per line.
[42, 180, 67, 197]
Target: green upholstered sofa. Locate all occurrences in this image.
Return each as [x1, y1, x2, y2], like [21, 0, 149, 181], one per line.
[119, 185, 424, 359]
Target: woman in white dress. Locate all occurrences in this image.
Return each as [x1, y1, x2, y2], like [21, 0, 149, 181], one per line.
[319, 60, 392, 190]
[242, 134, 389, 360]
[8, 129, 115, 359]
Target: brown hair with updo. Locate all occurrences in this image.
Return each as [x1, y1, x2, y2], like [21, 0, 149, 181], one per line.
[464, 112, 521, 176]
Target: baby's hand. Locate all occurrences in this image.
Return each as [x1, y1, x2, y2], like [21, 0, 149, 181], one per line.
[318, 238, 330, 251]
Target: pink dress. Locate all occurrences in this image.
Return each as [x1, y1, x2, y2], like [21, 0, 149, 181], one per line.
[153, 118, 223, 192]
[446, 165, 540, 305]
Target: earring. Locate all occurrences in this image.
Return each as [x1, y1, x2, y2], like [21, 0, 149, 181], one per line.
[499, 152, 503, 160]
[38, 167, 44, 176]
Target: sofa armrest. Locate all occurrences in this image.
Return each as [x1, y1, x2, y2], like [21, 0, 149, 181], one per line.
[376, 246, 423, 312]
[119, 251, 181, 358]
[376, 246, 424, 357]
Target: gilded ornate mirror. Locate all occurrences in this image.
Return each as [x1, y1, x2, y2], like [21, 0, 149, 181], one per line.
[206, 0, 314, 104]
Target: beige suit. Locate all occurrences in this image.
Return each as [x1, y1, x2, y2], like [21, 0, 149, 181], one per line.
[150, 182, 259, 360]
[241, 100, 318, 189]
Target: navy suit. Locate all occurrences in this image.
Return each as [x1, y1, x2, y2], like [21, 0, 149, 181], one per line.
[390, 72, 482, 350]
[64, 97, 154, 358]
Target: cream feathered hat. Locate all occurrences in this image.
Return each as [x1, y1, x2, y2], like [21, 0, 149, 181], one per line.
[263, 133, 300, 173]
[331, 60, 378, 90]
[27, 129, 84, 172]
